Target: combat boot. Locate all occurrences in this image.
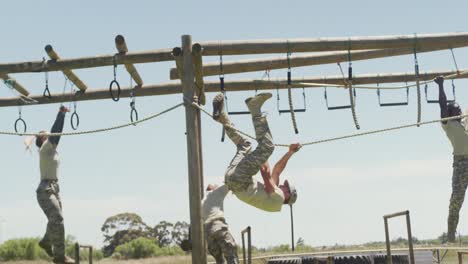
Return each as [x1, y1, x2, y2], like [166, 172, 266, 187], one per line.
[245, 93, 272, 117]
[38, 239, 53, 257]
[53, 255, 75, 264]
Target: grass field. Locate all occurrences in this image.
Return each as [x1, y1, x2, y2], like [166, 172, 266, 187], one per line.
[3, 247, 466, 264]
[3, 246, 468, 264]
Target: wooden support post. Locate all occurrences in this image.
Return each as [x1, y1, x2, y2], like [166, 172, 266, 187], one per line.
[191, 43, 206, 105]
[0, 69, 467, 108]
[0, 74, 29, 96]
[45, 45, 88, 91]
[406, 212, 415, 264]
[179, 35, 206, 264]
[170, 43, 468, 79]
[115, 35, 144, 87]
[384, 217, 392, 264]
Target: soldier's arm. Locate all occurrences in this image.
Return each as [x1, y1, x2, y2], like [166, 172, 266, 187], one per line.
[435, 76, 449, 123]
[271, 144, 301, 185]
[49, 106, 68, 146]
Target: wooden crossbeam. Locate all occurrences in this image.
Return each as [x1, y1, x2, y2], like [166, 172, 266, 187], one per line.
[45, 45, 88, 91]
[170, 43, 468, 79]
[199, 32, 468, 55]
[0, 69, 465, 108]
[0, 74, 30, 96]
[0, 32, 466, 75]
[0, 48, 173, 74]
[115, 35, 143, 86]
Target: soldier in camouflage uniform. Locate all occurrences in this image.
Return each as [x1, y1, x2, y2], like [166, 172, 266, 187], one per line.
[212, 93, 300, 212]
[35, 106, 74, 264]
[202, 184, 239, 264]
[435, 76, 468, 242]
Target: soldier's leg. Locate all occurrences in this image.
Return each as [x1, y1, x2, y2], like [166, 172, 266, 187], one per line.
[229, 115, 275, 183]
[37, 183, 65, 259]
[447, 158, 468, 242]
[215, 228, 239, 264]
[207, 233, 226, 264]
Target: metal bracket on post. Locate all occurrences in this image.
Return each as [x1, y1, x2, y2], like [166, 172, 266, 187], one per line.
[74, 243, 93, 264]
[383, 210, 415, 264]
[241, 226, 252, 264]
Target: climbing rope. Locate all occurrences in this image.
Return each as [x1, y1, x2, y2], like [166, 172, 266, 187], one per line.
[189, 100, 468, 148]
[0, 103, 183, 136]
[286, 41, 299, 134]
[347, 40, 360, 130]
[413, 35, 422, 126]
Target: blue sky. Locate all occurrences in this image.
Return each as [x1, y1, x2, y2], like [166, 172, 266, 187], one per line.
[1, 0, 468, 249]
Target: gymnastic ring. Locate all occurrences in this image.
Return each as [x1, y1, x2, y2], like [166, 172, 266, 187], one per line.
[109, 80, 121, 102]
[14, 117, 27, 134]
[71, 111, 79, 130]
[130, 107, 138, 125]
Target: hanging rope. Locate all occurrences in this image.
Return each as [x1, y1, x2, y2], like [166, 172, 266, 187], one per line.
[450, 48, 460, 75]
[413, 34, 422, 127]
[189, 100, 468, 148]
[347, 40, 360, 130]
[286, 41, 299, 134]
[0, 103, 183, 137]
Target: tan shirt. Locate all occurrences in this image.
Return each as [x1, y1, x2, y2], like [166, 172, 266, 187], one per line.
[39, 140, 60, 180]
[442, 120, 468, 156]
[202, 185, 229, 224]
[234, 181, 284, 212]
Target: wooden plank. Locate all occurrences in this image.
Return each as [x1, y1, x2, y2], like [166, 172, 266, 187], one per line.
[45, 45, 88, 91]
[0, 74, 29, 96]
[199, 32, 468, 55]
[0, 48, 174, 74]
[0, 69, 466, 107]
[115, 35, 144, 86]
[179, 35, 206, 264]
[170, 43, 468, 79]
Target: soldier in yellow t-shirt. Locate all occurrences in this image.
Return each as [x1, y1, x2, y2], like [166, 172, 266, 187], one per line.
[435, 76, 468, 242]
[212, 92, 300, 212]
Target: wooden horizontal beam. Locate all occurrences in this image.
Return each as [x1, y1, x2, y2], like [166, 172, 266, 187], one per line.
[170, 43, 468, 79]
[0, 48, 174, 75]
[0, 74, 30, 96]
[45, 45, 88, 91]
[0, 69, 465, 108]
[199, 32, 468, 55]
[115, 35, 144, 86]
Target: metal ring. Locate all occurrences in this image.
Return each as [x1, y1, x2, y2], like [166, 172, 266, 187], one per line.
[14, 117, 27, 134]
[130, 108, 139, 125]
[109, 80, 121, 102]
[71, 111, 80, 130]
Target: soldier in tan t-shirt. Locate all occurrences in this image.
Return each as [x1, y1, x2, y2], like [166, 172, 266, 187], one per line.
[435, 76, 468, 242]
[212, 92, 300, 212]
[35, 106, 74, 264]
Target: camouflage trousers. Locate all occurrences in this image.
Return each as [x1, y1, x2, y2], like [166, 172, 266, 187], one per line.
[224, 115, 275, 192]
[36, 180, 65, 258]
[447, 156, 468, 242]
[205, 219, 239, 264]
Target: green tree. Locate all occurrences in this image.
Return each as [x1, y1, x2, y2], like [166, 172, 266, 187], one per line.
[101, 213, 153, 257]
[172, 221, 189, 246]
[154, 221, 174, 247]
